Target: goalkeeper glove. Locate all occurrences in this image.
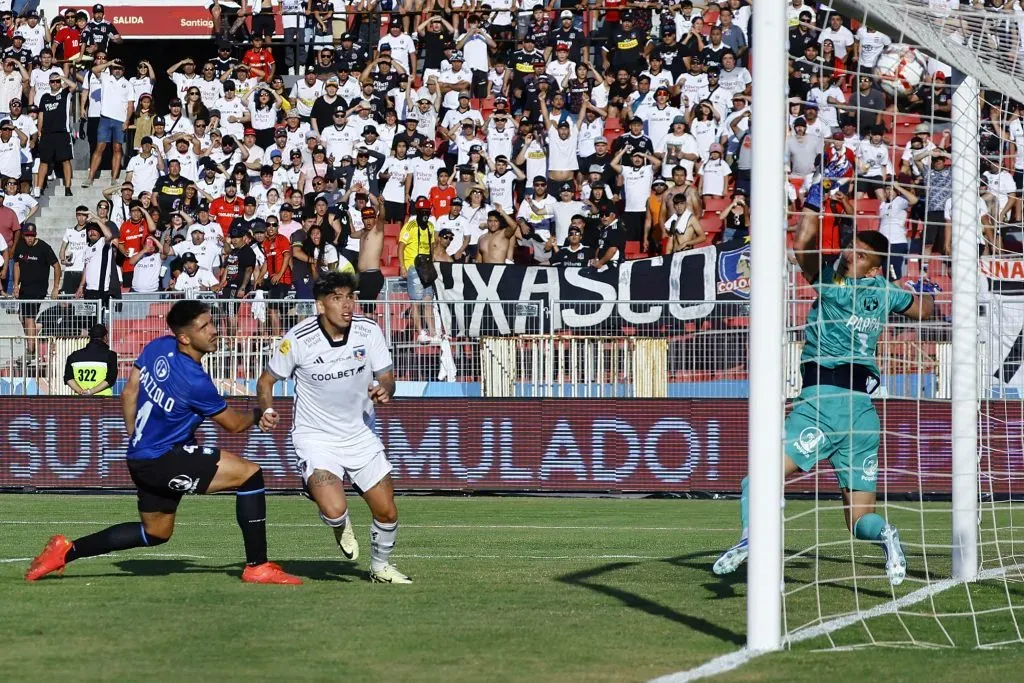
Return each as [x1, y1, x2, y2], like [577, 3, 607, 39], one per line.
[905, 277, 941, 295]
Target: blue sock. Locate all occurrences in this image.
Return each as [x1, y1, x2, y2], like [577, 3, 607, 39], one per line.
[739, 476, 749, 538]
[854, 513, 886, 541]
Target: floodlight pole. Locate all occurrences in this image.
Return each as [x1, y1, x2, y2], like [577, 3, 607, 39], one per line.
[746, 0, 786, 652]
[951, 75, 979, 582]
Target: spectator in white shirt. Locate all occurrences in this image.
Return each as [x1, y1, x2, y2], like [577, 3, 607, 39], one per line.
[854, 24, 892, 71]
[818, 14, 855, 61]
[85, 59, 134, 188]
[378, 23, 417, 75]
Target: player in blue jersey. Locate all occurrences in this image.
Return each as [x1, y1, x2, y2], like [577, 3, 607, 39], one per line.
[712, 210, 935, 586]
[26, 300, 302, 585]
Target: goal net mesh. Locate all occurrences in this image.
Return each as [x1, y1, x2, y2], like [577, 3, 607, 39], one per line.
[781, 0, 1024, 650]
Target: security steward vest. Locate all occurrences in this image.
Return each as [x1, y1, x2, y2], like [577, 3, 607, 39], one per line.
[64, 340, 117, 396]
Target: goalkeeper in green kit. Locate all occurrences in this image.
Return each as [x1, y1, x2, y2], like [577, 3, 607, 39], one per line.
[713, 207, 935, 586]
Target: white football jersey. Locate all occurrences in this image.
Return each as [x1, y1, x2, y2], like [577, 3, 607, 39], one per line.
[268, 315, 393, 460]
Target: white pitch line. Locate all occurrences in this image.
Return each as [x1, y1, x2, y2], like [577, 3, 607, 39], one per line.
[649, 562, 1024, 683]
[1, 552, 671, 565]
[0, 520, 959, 532]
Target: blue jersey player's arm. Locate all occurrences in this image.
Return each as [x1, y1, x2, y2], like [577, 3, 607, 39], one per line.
[122, 366, 142, 440]
[188, 370, 261, 434]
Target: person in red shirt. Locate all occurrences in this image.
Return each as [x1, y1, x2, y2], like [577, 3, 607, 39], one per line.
[242, 34, 276, 82]
[260, 217, 293, 336]
[116, 200, 153, 291]
[210, 180, 244, 235]
[429, 168, 456, 217]
[54, 11, 82, 74]
[819, 185, 853, 256]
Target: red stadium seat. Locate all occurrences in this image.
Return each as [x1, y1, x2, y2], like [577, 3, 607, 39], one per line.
[703, 196, 730, 214]
[624, 241, 645, 260]
[700, 212, 724, 235]
[381, 264, 400, 277]
[384, 222, 401, 239]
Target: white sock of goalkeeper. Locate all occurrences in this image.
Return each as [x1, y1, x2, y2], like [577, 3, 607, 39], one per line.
[370, 518, 398, 572]
[320, 510, 349, 546]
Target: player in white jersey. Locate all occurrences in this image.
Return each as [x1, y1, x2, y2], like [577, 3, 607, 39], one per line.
[257, 272, 411, 584]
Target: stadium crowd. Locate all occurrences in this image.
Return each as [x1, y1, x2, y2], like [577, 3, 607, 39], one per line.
[0, 0, 1017, 346]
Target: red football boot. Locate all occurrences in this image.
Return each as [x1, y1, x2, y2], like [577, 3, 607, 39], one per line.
[25, 535, 72, 581]
[241, 561, 303, 585]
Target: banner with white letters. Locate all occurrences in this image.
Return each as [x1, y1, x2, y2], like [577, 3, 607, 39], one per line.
[434, 241, 752, 337]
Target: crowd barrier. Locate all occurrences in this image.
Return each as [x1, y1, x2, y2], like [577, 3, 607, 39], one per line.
[2, 396, 1019, 494]
[0, 295, 956, 399]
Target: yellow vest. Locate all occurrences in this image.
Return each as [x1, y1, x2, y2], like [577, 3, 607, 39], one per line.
[71, 360, 112, 396]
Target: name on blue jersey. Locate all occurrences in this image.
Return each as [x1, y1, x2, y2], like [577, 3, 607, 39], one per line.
[138, 365, 177, 412]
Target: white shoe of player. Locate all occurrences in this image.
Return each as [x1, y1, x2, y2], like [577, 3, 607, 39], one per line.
[712, 537, 749, 576]
[370, 563, 413, 584]
[338, 516, 359, 560]
[880, 524, 907, 586]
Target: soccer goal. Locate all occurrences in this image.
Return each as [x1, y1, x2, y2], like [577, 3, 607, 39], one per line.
[747, 0, 1024, 657]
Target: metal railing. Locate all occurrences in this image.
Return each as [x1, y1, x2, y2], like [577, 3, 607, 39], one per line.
[0, 293, 968, 399]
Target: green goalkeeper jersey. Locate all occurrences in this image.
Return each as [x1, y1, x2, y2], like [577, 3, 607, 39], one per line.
[800, 263, 914, 377]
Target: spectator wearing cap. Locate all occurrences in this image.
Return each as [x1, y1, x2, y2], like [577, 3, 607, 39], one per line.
[550, 10, 585, 63]
[213, 79, 246, 141]
[582, 135, 615, 189]
[553, 181, 587, 246]
[211, 41, 239, 80]
[406, 86, 441, 142]
[221, 219, 258, 301]
[261, 216, 293, 333]
[436, 197, 470, 261]
[317, 105, 349, 164]
[281, 108, 313, 156]
[603, 12, 648, 74]
[196, 159, 227, 201]
[102, 180, 134, 225]
[84, 4, 122, 54]
[12, 222, 60, 358]
[640, 54, 674, 95]
[164, 133, 201, 182]
[509, 34, 545, 93]
[515, 175, 557, 264]
[378, 18, 417, 76]
[591, 205, 625, 270]
[290, 68, 325, 123]
[549, 221, 593, 267]
[650, 25, 685, 83]
[441, 86, 484, 130]
[0, 117, 26, 187]
[75, 219, 118, 307]
[64, 324, 118, 397]
[173, 250, 221, 298]
[612, 115, 654, 158]
[167, 56, 203, 104]
[173, 221, 221, 276]
[191, 199, 223, 246]
[799, 102, 829, 143]
[546, 42, 576, 88]
[58, 207, 90, 295]
[540, 99, 580, 184]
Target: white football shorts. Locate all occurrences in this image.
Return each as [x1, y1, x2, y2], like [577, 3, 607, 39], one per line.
[292, 440, 393, 493]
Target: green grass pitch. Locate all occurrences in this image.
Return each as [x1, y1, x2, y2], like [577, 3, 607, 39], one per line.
[3, 495, 1024, 682]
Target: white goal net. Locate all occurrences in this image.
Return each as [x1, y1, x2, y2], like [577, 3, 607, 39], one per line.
[775, 0, 1024, 652]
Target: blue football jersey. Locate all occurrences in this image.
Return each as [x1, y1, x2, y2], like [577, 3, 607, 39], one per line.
[125, 335, 228, 461]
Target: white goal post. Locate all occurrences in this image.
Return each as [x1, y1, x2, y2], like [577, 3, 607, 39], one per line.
[747, 0, 1003, 653]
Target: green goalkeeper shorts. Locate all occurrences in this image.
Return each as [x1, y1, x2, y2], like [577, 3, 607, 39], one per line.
[784, 384, 880, 492]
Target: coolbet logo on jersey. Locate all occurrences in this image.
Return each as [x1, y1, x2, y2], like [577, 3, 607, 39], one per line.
[279, 339, 291, 355]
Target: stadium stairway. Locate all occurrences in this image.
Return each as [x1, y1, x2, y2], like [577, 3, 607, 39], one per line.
[33, 138, 111, 252]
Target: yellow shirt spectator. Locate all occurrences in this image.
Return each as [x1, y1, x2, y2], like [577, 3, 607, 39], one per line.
[398, 216, 436, 270]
